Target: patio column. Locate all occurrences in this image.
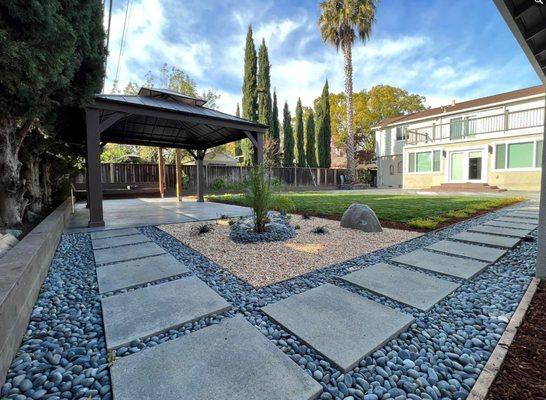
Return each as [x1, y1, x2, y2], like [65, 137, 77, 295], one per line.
[175, 149, 182, 202]
[196, 150, 205, 202]
[536, 91, 546, 279]
[85, 108, 105, 227]
[252, 132, 264, 166]
[157, 147, 165, 198]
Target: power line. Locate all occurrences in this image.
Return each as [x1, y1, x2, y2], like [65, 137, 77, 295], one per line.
[113, 0, 133, 90]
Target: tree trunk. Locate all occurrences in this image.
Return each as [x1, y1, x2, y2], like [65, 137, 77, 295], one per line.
[41, 157, 52, 207]
[0, 118, 33, 227]
[20, 144, 42, 213]
[342, 41, 356, 182]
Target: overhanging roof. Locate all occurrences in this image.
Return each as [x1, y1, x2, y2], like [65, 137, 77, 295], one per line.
[495, 0, 546, 84]
[88, 90, 266, 150]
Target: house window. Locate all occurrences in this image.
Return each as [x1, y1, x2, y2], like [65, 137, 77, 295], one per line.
[396, 125, 408, 141]
[508, 142, 533, 168]
[495, 144, 506, 169]
[536, 140, 543, 168]
[408, 153, 415, 172]
[433, 150, 441, 172]
[397, 161, 403, 173]
[385, 129, 392, 156]
[495, 140, 541, 169]
[416, 152, 432, 172]
[389, 165, 394, 175]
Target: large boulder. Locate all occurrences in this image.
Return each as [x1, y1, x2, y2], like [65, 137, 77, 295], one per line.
[340, 203, 383, 232]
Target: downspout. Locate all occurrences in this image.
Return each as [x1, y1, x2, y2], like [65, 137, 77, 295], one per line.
[536, 91, 546, 279]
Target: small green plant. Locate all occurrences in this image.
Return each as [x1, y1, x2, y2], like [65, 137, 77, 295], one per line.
[294, 224, 301, 230]
[301, 213, 312, 220]
[210, 178, 226, 190]
[443, 209, 470, 219]
[312, 226, 328, 234]
[191, 224, 214, 236]
[228, 219, 236, 226]
[244, 167, 273, 233]
[408, 218, 439, 230]
[108, 349, 116, 367]
[219, 214, 229, 219]
[272, 194, 295, 216]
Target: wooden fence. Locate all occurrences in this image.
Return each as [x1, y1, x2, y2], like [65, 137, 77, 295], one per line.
[74, 163, 347, 189]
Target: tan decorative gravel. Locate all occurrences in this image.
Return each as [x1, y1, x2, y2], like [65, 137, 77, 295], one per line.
[159, 216, 421, 288]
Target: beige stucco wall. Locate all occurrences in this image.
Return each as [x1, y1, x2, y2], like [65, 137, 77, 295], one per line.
[378, 155, 403, 188]
[403, 133, 543, 190]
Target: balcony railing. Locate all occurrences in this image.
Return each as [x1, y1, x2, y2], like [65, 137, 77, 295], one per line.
[405, 106, 544, 145]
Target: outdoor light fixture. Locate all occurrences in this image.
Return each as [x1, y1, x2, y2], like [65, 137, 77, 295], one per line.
[488, 145, 493, 154]
[442, 150, 447, 158]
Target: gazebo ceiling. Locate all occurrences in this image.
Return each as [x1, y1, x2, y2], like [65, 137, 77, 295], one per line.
[92, 89, 266, 150]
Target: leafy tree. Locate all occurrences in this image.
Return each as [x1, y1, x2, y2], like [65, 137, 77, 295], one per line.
[329, 85, 426, 152]
[282, 102, 294, 167]
[294, 98, 305, 166]
[305, 109, 318, 167]
[319, 0, 378, 181]
[0, 0, 105, 226]
[315, 80, 332, 168]
[241, 25, 258, 165]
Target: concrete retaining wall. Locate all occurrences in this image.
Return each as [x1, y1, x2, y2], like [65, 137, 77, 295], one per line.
[0, 199, 72, 386]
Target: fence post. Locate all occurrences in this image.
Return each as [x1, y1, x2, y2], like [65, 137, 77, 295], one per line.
[334, 169, 337, 185]
[294, 167, 297, 187]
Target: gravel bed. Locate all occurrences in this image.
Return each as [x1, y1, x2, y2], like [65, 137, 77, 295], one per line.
[1, 203, 536, 400]
[229, 212, 297, 243]
[160, 215, 421, 287]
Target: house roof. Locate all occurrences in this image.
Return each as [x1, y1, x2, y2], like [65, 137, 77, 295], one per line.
[91, 90, 266, 150]
[375, 85, 545, 129]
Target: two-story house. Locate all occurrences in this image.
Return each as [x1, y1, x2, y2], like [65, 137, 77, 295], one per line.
[373, 85, 545, 191]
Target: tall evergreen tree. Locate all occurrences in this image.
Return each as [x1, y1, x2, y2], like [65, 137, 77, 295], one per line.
[316, 80, 332, 168]
[234, 103, 242, 157]
[271, 90, 280, 165]
[241, 25, 258, 165]
[294, 98, 305, 166]
[282, 102, 294, 167]
[257, 40, 272, 133]
[305, 109, 318, 167]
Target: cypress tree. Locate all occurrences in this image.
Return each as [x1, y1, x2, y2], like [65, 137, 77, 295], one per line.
[257, 39, 272, 134]
[241, 25, 257, 165]
[282, 101, 294, 167]
[271, 90, 280, 165]
[294, 98, 305, 166]
[316, 80, 331, 168]
[234, 103, 242, 157]
[305, 109, 317, 167]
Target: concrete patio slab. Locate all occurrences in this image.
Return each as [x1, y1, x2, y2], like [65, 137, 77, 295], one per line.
[468, 225, 532, 238]
[342, 263, 460, 311]
[91, 233, 151, 250]
[102, 276, 230, 349]
[261, 283, 414, 371]
[484, 220, 538, 230]
[96, 253, 189, 293]
[450, 231, 521, 249]
[392, 249, 489, 279]
[495, 216, 538, 224]
[93, 241, 165, 266]
[110, 316, 322, 400]
[90, 227, 140, 239]
[426, 240, 507, 262]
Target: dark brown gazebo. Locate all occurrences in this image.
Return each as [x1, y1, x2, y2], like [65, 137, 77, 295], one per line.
[85, 87, 266, 227]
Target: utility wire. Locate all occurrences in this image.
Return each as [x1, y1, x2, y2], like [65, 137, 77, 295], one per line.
[113, 0, 133, 90]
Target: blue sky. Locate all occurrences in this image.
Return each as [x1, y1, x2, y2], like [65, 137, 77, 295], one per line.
[104, 0, 541, 114]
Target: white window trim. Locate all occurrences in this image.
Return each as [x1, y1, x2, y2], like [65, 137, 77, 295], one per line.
[406, 149, 443, 174]
[492, 138, 543, 172]
[445, 146, 488, 183]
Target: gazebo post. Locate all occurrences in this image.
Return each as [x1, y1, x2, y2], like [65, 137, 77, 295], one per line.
[249, 132, 264, 166]
[85, 108, 105, 227]
[157, 147, 166, 198]
[196, 150, 205, 202]
[175, 149, 182, 202]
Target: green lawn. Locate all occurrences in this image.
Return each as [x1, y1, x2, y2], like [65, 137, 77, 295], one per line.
[208, 192, 524, 230]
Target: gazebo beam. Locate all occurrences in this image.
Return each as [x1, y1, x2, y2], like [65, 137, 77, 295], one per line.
[85, 108, 105, 227]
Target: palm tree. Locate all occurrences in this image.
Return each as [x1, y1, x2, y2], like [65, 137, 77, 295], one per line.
[319, 0, 377, 182]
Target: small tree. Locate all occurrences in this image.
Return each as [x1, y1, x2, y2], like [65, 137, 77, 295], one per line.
[282, 102, 294, 166]
[245, 166, 272, 233]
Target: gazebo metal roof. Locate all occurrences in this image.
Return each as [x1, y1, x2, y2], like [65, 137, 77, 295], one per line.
[93, 91, 266, 150]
